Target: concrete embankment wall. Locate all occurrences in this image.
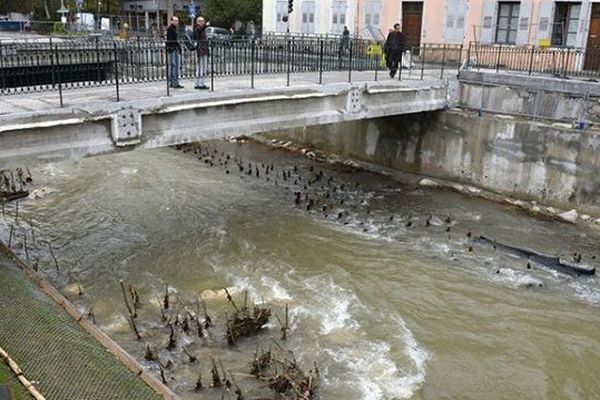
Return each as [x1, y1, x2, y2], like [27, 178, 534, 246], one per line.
[263, 110, 600, 217]
[459, 70, 600, 124]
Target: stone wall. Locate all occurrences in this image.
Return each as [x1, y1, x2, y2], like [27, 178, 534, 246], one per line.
[263, 111, 600, 217]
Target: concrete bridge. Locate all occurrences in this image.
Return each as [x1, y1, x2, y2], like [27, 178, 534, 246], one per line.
[0, 72, 449, 169]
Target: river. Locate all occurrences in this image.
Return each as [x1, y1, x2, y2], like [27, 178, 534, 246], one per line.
[1, 139, 599, 400]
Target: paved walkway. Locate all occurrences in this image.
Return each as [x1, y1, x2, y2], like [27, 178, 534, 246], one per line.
[0, 251, 163, 400]
[0, 69, 451, 116]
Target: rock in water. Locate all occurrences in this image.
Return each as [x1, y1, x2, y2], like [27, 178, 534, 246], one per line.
[419, 178, 439, 188]
[559, 209, 579, 223]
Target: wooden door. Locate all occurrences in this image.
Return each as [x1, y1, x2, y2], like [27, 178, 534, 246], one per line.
[585, 4, 600, 70]
[402, 1, 423, 48]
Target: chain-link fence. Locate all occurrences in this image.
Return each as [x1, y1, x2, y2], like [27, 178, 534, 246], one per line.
[0, 251, 163, 400]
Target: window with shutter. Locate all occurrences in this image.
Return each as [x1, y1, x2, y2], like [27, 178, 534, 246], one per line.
[495, 2, 520, 44]
[552, 2, 582, 47]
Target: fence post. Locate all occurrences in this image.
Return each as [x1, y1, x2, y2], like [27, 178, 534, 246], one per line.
[0, 40, 5, 94]
[95, 35, 101, 83]
[348, 40, 353, 83]
[375, 52, 379, 82]
[561, 48, 568, 78]
[440, 44, 446, 79]
[53, 44, 63, 108]
[398, 51, 403, 81]
[251, 39, 255, 89]
[319, 39, 324, 84]
[528, 45, 535, 75]
[495, 43, 502, 73]
[113, 42, 120, 101]
[420, 46, 425, 80]
[466, 42, 471, 71]
[165, 47, 170, 96]
[286, 37, 291, 87]
[457, 44, 464, 77]
[210, 39, 215, 92]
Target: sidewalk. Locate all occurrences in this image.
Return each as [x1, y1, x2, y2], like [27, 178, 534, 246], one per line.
[0, 69, 449, 116]
[0, 251, 164, 400]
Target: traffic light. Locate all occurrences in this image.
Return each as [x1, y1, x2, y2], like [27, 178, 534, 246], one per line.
[288, 0, 294, 14]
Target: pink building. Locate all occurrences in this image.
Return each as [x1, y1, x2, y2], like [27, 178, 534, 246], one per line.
[264, 1, 600, 58]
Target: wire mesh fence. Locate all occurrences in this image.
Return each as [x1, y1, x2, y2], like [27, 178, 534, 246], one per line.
[0, 251, 163, 400]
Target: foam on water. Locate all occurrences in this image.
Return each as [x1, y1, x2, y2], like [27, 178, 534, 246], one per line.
[301, 275, 360, 334]
[323, 315, 429, 400]
[260, 276, 292, 301]
[569, 280, 600, 306]
[491, 268, 544, 289]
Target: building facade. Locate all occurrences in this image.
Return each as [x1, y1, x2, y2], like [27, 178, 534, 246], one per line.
[263, 0, 600, 52]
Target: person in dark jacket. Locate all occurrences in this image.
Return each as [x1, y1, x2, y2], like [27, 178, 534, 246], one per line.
[166, 16, 183, 88]
[384, 23, 406, 78]
[194, 16, 210, 89]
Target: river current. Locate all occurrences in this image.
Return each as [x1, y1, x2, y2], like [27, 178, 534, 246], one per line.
[1, 139, 599, 400]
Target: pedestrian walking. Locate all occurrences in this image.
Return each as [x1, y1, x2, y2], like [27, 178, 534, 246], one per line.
[340, 26, 350, 54]
[194, 16, 210, 90]
[166, 16, 184, 89]
[383, 23, 406, 78]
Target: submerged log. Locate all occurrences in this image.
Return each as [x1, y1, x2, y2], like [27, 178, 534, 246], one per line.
[477, 236, 596, 276]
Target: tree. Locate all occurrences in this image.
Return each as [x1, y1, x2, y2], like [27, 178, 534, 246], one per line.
[202, 0, 261, 30]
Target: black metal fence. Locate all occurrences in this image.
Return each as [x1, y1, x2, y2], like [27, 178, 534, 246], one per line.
[465, 42, 600, 79]
[0, 37, 462, 107]
[0, 37, 378, 92]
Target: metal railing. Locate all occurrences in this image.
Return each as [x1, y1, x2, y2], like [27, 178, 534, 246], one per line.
[0, 37, 460, 107]
[465, 42, 600, 79]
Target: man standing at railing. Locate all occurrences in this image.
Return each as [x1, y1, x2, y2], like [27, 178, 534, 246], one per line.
[384, 23, 405, 78]
[194, 16, 210, 90]
[166, 16, 184, 89]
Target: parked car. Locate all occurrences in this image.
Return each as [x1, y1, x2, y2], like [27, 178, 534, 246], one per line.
[206, 26, 231, 43]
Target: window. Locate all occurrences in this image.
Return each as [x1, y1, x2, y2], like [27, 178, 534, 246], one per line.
[552, 2, 581, 47]
[332, 0, 347, 33]
[276, 0, 287, 32]
[364, 0, 381, 28]
[495, 2, 520, 44]
[301, 0, 315, 33]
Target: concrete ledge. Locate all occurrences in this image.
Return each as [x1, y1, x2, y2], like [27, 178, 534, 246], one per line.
[0, 80, 447, 169]
[459, 70, 600, 96]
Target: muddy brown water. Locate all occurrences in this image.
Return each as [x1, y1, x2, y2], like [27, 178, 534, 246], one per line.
[1, 140, 599, 400]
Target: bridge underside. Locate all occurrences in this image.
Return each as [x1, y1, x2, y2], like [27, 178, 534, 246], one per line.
[0, 80, 447, 169]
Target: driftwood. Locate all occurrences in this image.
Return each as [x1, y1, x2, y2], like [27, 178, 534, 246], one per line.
[250, 348, 319, 400]
[0, 191, 28, 203]
[224, 289, 271, 345]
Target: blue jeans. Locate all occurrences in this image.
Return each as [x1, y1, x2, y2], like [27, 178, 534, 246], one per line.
[168, 50, 180, 87]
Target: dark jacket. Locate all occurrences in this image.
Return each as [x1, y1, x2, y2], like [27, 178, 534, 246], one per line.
[384, 31, 405, 55]
[194, 25, 209, 56]
[166, 24, 180, 52]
